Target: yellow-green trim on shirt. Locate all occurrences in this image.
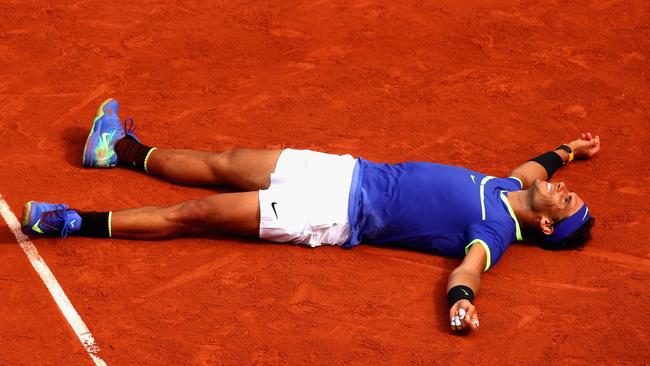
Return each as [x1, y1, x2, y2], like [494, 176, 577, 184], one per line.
[465, 239, 491, 272]
[479, 176, 495, 220]
[500, 192, 522, 241]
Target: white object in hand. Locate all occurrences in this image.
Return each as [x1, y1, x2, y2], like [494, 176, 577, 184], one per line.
[451, 316, 460, 326]
[458, 308, 466, 320]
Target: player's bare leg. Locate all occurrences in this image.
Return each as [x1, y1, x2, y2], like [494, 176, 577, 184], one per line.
[110, 191, 260, 240]
[83, 99, 282, 190]
[145, 148, 282, 190]
[21, 191, 260, 240]
[25, 99, 269, 240]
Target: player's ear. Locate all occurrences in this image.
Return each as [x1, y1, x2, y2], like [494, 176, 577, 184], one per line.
[539, 216, 554, 235]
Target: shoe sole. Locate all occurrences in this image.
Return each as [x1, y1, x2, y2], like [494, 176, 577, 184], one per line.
[20, 201, 42, 235]
[82, 98, 114, 167]
[21, 201, 33, 229]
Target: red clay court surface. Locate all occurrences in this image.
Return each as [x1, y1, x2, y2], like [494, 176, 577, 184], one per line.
[1, 1, 649, 365]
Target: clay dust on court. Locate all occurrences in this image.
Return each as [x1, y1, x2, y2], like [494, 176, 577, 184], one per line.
[0, 1, 648, 364]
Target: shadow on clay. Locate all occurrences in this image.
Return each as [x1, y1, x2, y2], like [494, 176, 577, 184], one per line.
[363, 244, 467, 335]
[0, 226, 18, 245]
[60, 127, 88, 168]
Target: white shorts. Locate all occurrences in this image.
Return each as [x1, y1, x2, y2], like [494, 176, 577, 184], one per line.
[258, 149, 357, 247]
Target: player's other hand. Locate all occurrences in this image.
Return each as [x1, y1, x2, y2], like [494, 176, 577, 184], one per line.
[568, 132, 600, 160]
[449, 299, 479, 332]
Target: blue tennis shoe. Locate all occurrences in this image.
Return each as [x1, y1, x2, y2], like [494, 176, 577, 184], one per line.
[82, 98, 125, 168]
[21, 201, 81, 238]
[82, 98, 140, 168]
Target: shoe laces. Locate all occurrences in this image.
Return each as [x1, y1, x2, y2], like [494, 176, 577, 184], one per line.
[40, 205, 72, 238]
[124, 117, 137, 137]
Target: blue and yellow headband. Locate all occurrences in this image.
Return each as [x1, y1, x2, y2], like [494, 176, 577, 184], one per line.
[542, 204, 590, 243]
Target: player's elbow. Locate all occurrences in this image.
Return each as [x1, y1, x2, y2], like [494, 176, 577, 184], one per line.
[447, 265, 482, 292]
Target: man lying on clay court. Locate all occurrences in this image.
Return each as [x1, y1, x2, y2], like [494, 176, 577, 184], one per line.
[21, 99, 600, 332]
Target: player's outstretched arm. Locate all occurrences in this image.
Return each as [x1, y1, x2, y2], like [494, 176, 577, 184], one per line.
[509, 132, 601, 189]
[447, 244, 486, 332]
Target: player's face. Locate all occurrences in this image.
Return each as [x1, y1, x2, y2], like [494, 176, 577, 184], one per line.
[529, 179, 584, 222]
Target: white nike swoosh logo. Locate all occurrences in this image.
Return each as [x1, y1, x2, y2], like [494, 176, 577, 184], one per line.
[101, 132, 114, 145]
[470, 175, 477, 184]
[582, 207, 589, 222]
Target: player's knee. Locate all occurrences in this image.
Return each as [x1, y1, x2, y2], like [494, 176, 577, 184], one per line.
[206, 150, 230, 174]
[172, 200, 214, 233]
[212, 149, 240, 167]
[210, 149, 271, 190]
[208, 149, 239, 181]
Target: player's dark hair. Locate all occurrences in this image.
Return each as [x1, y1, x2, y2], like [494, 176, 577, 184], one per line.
[539, 217, 595, 251]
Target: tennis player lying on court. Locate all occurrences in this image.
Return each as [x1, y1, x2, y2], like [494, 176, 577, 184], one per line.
[21, 99, 600, 332]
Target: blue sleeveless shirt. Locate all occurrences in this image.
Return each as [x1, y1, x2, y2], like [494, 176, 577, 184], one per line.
[344, 159, 523, 271]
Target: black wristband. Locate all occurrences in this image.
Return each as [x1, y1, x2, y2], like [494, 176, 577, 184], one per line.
[447, 285, 475, 309]
[556, 144, 574, 162]
[529, 151, 563, 179]
[556, 144, 572, 155]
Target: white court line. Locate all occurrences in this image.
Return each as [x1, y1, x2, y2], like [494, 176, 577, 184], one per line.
[0, 196, 107, 366]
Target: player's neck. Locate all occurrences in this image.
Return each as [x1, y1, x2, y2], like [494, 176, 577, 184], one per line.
[505, 190, 536, 227]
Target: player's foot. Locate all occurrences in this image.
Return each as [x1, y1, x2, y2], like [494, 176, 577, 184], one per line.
[82, 98, 129, 168]
[21, 201, 81, 238]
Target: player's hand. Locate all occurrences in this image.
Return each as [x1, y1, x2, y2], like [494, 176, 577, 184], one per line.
[449, 299, 479, 332]
[568, 132, 600, 160]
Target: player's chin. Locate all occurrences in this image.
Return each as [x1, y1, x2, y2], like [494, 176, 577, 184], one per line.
[534, 178, 549, 191]
[533, 180, 552, 200]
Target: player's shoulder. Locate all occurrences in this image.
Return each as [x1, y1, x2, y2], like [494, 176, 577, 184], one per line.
[504, 176, 524, 189]
[488, 176, 524, 190]
[467, 218, 514, 234]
